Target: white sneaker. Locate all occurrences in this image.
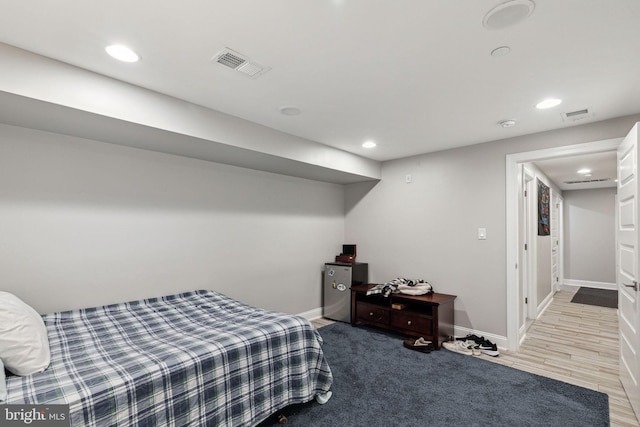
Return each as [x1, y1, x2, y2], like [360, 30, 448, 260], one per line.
[464, 340, 482, 356]
[442, 340, 473, 355]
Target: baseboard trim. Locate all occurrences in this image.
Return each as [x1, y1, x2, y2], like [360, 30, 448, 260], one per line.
[306, 310, 510, 349]
[537, 292, 553, 318]
[297, 307, 323, 321]
[518, 323, 527, 345]
[562, 279, 616, 291]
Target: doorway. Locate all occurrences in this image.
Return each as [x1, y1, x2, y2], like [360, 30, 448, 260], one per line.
[505, 137, 622, 351]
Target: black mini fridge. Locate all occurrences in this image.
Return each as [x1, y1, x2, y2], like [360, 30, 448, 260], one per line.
[323, 262, 368, 322]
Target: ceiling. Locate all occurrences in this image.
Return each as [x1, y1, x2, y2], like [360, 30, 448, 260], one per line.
[1, 1, 639, 166]
[533, 151, 617, 191]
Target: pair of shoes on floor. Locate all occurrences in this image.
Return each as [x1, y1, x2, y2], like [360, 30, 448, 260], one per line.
[454, 334, 499, 357]
[403, 337, 435, 353]
[442, 339, 481, 356]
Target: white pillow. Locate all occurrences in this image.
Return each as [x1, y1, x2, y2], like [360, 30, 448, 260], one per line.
[0, 292, 50, 376]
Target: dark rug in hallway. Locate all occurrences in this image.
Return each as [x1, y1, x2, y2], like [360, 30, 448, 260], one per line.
[571, 287, 618, 308]
[259, 322, 609, 427]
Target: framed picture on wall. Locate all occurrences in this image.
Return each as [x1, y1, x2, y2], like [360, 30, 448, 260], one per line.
[538, 179, 550, 236]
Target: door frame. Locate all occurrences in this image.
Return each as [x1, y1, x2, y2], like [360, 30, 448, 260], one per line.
[519, 166, 535, 338]
[523, 167, 537, 331]
[505, 137, 622, 351]
[551, 190, 564, 293]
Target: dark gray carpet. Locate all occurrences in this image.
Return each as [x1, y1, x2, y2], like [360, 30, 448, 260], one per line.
[571, 287, 618, 308]
[260, 322, 609, 427]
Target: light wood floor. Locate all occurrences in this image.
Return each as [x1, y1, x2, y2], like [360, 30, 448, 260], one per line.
[312, 290, 639, 427]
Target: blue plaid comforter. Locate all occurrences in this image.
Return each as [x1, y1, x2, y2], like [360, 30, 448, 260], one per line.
[5, 290, 333, 426]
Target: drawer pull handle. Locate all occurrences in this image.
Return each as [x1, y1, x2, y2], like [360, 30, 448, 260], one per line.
[407, 320, 412, 325]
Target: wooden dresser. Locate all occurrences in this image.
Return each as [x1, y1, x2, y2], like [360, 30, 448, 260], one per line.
[350, 283, 456, 349]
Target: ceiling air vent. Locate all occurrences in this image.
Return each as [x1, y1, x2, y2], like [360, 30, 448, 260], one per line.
[212, 47, 270, 79]
[561, 108, 593, 122]
[563, 177, 611, 185]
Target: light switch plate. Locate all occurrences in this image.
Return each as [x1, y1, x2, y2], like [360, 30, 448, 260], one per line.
[478, 228, 487, 240]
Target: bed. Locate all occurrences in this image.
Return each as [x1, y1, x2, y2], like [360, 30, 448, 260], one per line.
[3, 289, 333, 426]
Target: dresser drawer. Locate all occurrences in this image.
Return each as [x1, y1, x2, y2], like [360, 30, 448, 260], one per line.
[356, 302, 389, 325]
[390, 311, 432, 334]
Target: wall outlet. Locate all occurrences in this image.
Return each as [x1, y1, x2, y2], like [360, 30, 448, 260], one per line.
[405, 174, 412, 184]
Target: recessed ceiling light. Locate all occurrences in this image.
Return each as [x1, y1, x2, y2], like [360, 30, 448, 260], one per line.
[499, 119, 517, 128]
[362, 141, 376, 148]
[577, 168, 591, 174]
[279, 106, 302, 116]
[536, 98, 562, 109]
[105, 44, 140, 62]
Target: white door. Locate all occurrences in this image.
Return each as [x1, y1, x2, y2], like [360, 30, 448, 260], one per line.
[618, 123, 640, 419]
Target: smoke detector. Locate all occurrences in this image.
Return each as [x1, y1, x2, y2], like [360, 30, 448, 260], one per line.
[491, 46, 512, 57]
[212, 47, 270, 79]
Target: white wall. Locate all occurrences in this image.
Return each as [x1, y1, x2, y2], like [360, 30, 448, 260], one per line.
[563, 188, 617, 285]
[345, 114, 640, 338]
[0, 124, 345, 314]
